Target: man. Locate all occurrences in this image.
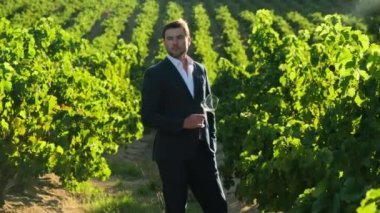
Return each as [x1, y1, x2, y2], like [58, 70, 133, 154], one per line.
[141, 18, 228, 213]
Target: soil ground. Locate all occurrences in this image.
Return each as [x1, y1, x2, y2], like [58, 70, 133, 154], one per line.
[1, 132, 258, 213]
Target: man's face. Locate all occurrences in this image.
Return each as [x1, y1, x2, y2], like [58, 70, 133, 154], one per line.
[163, 27, 191, 59]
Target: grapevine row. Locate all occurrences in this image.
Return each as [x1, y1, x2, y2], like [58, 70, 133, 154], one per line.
[130, 0, 160, 65]
[192, 3, 219, 83]
[92, 0, 138, 52]
[215, 5, 249, 68]
[0, 18, 143, 205]
[214, 10, 380, 211]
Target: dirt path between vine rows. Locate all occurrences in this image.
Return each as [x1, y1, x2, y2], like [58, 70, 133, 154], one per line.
[1, 173, 85, 213]
[1, 132, 258, 213]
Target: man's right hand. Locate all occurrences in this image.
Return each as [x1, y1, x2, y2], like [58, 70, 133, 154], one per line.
[183, 114, 206, 129]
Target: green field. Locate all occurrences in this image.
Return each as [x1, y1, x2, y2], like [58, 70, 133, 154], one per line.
[1, 0, 380, 212]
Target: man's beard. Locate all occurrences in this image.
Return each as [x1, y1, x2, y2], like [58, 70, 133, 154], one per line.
[168, 48, 186, 59]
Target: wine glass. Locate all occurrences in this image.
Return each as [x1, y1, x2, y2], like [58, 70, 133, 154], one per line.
[201, 94, 219, 112]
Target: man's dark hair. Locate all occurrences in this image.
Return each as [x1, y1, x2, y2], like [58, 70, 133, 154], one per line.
[162, 18, 190, 39]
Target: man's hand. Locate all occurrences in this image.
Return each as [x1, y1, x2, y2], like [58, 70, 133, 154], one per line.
[183, 114, 206, 129]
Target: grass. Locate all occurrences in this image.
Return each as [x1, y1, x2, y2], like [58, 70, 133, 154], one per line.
[71, 139, 206, 212]
[108, 161, 143, 179]
[71, 181, 106, 203]
[72, 179, 205, 213]
[72, 178, 164, 213]
[86, 192, 162, 213]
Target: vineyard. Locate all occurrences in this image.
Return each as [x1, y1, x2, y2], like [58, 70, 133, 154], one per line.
[1, 0, 380, 212]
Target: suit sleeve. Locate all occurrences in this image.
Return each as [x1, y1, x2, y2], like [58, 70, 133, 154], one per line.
[204, 68, 217, 142]
[141, 67, 184, 133]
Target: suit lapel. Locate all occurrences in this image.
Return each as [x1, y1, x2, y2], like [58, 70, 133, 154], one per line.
[164, 58, 194, 100]
[192, 63, 205, 102]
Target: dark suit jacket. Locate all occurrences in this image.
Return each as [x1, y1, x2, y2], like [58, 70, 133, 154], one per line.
[141, 57, 217, 161]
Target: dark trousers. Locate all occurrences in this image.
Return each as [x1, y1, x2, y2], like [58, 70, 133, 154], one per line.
[156, 141, 228, 213]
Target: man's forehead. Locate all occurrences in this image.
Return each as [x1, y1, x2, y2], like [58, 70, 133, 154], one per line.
[165, 28, 186, 37]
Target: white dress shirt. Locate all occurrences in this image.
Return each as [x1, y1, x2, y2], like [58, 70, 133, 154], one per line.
[167, 55, 195, 98]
